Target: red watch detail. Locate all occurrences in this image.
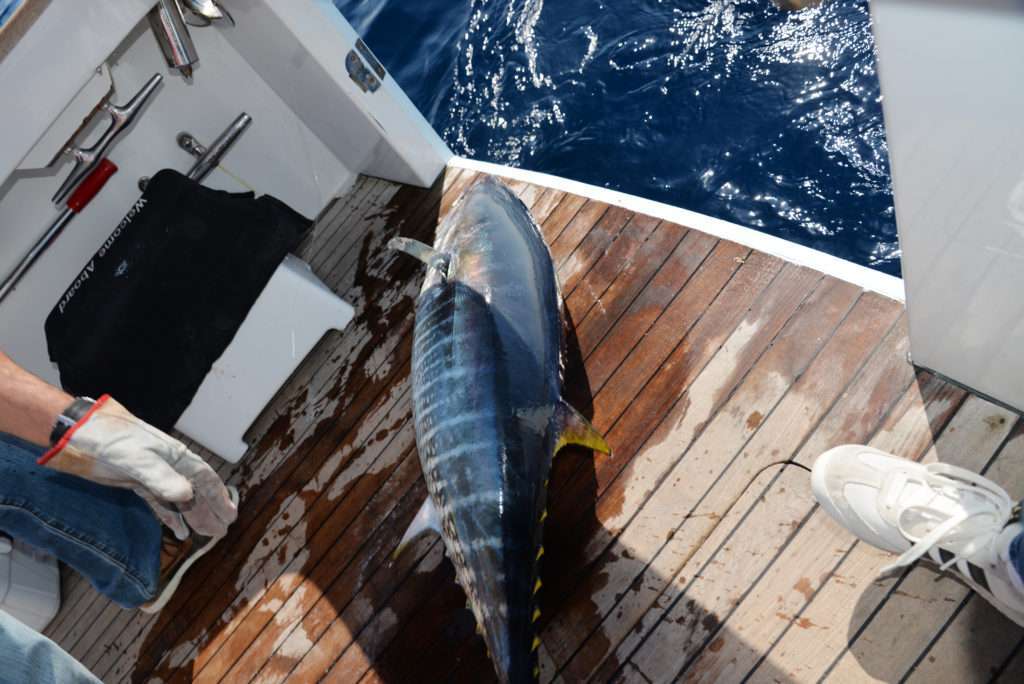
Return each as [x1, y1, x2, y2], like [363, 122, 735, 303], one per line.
[38, 394, 112, 465]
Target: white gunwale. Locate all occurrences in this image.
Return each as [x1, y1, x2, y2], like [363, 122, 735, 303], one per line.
[450, 156, 906, 303]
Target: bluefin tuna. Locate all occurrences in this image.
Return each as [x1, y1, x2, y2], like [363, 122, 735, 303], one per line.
[389, 177, 610, 683]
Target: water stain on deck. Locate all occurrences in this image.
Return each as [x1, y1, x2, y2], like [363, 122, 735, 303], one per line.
[63, 172, 1017, 684]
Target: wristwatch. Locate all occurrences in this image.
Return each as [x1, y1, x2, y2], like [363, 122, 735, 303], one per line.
[49, 397, 96, 446]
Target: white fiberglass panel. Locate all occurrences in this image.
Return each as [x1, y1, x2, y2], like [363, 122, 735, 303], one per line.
[872, 0, 1024, 411]
[0, 12, 354, 381]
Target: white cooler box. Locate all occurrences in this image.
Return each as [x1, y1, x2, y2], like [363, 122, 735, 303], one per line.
[0, 534, 61, 633]
[175, 254, 354, 462]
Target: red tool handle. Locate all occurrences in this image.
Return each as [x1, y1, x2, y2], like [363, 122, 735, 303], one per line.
[66, 159, 119, 213]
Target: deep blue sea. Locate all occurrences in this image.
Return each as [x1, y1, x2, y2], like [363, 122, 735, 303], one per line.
[0, 0, 22, 25]
[334, 0, 899, 275]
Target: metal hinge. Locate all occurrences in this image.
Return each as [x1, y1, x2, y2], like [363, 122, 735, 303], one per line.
[346, 39, 386, 93]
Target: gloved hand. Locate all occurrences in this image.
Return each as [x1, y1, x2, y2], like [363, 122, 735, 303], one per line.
[39, 395, 237, 540]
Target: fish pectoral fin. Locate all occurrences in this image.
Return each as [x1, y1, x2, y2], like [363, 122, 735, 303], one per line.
[393, 496, 442, 560]
[554, 400, 611, 455]
[387, 237, 451, 279]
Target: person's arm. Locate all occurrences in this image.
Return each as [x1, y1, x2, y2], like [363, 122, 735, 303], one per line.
[0, 350, 72, 447]
[0, 349, 237, 538]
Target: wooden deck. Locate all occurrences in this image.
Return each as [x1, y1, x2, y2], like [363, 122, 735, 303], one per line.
[46, 167, 1024, 683]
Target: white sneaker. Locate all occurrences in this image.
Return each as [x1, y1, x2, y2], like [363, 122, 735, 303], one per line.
[811, 445, 1024, 627]
[141, 485, 239, 614]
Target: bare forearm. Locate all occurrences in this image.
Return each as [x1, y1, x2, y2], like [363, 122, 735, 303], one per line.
[0, 351, 72, 446]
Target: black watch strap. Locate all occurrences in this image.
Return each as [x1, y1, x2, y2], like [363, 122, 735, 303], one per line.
[50, 397, 96, 446]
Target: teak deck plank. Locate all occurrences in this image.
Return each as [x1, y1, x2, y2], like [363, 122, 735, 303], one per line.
[558, 205, 637, 296]
[580, 290, 903, 682]
[47, 168, 1024, 683]
[996, 642, 1024, 682]
[545, 258, 814, 624]
[569, 217, 688, 363]
[626, 465, 817, 682]
[670, 372, 964, 684]
[903, 443, 1024, 683]
[647, 321, 914, 679]
[546, 275, 861, 681]
[752, 391, 1001, 683]
[573, 229, 721, 385]
[824, 398, 1018, 683]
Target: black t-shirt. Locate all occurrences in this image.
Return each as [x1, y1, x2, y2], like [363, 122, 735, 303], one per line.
[45, 169, 311, 430]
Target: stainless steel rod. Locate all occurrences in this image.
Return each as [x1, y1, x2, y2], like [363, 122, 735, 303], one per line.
[2, 159, 119, 305]
[0, 210, 74, 303]
[186, 113, 252, 182]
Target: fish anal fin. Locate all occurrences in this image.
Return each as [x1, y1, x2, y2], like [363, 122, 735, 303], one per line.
[387, 237, 451, 279]
[393, 496, 441, 560]
[554, 400, 611, 455]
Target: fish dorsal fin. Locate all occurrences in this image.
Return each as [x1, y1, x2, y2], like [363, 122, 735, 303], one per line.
[388, 237, 451, 279]
[393, 496, 442, 560]
[554, 400, 611, 455]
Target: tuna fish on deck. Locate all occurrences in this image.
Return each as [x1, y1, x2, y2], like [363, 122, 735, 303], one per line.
[389, 178, 610, 683]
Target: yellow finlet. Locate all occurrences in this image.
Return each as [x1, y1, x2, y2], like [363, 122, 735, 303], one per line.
[532, 635, 542, 651]
[540, 508, 548, 523]
[533, 607, 541, 622]
[536, 545, 545, 561]
[554, 401, 611, 455]
[534, 665, 541, 679]
[534, 577, 543, 594]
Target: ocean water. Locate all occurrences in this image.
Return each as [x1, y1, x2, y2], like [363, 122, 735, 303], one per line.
[335, 0, 899, 275]
[0, 0, 23, 25]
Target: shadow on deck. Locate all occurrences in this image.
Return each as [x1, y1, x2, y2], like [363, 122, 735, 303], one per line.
[46, 167, 1024, 683]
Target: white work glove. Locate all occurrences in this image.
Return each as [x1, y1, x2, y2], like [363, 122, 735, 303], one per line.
[40, 395, 237, 540]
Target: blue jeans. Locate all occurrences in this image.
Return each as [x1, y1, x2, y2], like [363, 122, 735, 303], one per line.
[0, 432, 162, 683]
[1012, 529, 1024, 582]
[0, 433, 161, 607]
[0, 611, 101, 684]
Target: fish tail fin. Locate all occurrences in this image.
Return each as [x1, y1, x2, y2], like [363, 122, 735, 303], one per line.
[388, 237, 451, 278]
[554, 400, 611, 455]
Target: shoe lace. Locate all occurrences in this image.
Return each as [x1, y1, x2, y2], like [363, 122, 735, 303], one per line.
[879, 462, 1015, 575]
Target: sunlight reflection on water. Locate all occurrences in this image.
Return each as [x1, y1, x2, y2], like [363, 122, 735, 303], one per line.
[337, 0, 899, 274]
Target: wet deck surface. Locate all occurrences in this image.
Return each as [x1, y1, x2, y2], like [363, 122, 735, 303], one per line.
[46, 167, 1024, 683]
